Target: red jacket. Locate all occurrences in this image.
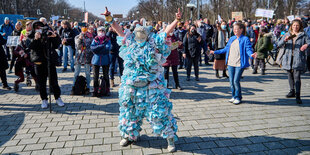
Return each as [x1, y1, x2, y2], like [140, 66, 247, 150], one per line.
[163, 34, 180, 66]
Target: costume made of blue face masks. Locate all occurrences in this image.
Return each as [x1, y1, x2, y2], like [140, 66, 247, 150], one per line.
[137, 41, 147, 47]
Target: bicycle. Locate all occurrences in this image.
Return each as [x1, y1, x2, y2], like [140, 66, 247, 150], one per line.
[266, 44, 279, 66]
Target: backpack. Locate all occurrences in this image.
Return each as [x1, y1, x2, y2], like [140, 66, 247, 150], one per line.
[73, 76, 87, 95]
[98, 76, 108, 96]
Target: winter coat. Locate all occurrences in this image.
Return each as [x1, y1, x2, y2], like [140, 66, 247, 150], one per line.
[0, 23, 14, 40]
[254, 32, 272, 59]
[75, 32, 94, 65]
[183, 32, 203, 58]
[174, 29, 187, 50]
[214, 29, 229, 60]
[163, 35, 179, 66]
[0, 35, 9, 70]
[60, 28, 75, 47]
[90, 36, 111, 66]
[106, 31, 120, 54]
[214, 35, 254, 69]
[278, 31, 310, 71]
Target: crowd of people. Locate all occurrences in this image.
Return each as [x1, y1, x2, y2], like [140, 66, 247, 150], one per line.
[0, 7, 309, 152]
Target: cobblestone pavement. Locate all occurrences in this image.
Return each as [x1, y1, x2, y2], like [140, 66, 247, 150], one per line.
[0, 64, 310, 155]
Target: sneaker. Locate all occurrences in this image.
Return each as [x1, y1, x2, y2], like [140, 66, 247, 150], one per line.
[233, 99, 241, 105]
[120, 138, 130, 146]
[167, 138, 176, 152]
[56, 98, 65, 107]
[41, 100, 48, 109]
[8, 70, 12, 74]
[228, 98, 235, 103]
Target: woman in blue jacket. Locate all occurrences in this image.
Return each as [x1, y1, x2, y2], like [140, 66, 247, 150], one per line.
[211, 22, 256, 104]
[90, 27, 112, 97]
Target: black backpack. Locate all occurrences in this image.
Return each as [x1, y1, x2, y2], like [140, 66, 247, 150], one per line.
[98, 76, 108, 96]
[73, 76, 87, 95]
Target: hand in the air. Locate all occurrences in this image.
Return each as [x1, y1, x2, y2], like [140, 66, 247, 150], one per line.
[176, 8, 182, 20]
[102, 7, 111, 16]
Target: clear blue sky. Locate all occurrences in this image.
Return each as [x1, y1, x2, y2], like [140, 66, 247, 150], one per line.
[67, 0, 138, 18]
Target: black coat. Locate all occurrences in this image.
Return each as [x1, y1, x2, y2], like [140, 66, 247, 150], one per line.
[60, 28, 75, 47]
[0, 35, 9, 70]
[183, 32, 203, 58]
[106, 31, 120, 54]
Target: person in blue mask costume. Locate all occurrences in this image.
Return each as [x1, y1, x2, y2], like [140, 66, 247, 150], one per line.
[102, 7, 182, 152]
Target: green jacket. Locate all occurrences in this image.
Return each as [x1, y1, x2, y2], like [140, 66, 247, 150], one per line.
[254, 32, 272, 59]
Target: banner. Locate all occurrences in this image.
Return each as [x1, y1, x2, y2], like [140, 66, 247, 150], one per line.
[113, 14, 123, 18]
[231, 12, 243, 21]
[6, 36, 20, 47]
[218, 15, 222, 23]
[287, 15, 295, 22]
[255, 8, 274, 18]
[84, 12, 89, 23]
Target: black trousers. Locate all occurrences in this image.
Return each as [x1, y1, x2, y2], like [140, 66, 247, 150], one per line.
[93, 65, 110, 90]
[164, 65, 180, 86]
[0, 69, 9, 87]
[287, 70, 301, 93]
[178, 50, 184, 68]
[9, 47, 17, 71]
[34, 63, 61, 100]
[186, 56, 199, 78]
[254, 58, 266, 70]
[307, 56, 310, 71]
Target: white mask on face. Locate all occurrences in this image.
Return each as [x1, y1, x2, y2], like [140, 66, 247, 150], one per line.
[98, 32, 105, 37]
[35, 29, 42, 33]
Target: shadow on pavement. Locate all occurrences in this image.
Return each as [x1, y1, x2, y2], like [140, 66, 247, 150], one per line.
[132, 135, 310, 154]
[0, 113, 25, 147]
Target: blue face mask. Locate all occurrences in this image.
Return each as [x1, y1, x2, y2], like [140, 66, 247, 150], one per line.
[221, 25, 226, 30]
[255, 26, 259, 29]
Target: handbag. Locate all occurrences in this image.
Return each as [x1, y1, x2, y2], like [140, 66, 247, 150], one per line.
[276, 47, 285, 66]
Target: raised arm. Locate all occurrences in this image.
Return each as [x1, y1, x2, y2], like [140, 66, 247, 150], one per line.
[102, 7, 125, 37]
[164, 8, 182, 34]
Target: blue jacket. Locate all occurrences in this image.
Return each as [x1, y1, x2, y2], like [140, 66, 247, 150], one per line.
[305, 27, 310, 38]
[90, 36, 112, 66]
[0, 23, 14, 40]
[214, 35, 253, 69]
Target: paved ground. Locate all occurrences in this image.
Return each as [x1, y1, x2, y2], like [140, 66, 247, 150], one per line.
[0, 63, 310, 155]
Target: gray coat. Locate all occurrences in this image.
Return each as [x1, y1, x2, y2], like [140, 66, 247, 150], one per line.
[75, 33, 94, 65]
[278, 32, 310, 71]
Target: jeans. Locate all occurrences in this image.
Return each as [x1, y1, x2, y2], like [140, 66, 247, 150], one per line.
[109, 53, 124, 80]
[74, 63, 91, 88]
[63, 45, 74, 70]
[287, 70, 301, 93]
[34, 63, 61, 100]
[227, 65, 244, 101]
[186, 56, 199, 78]
[56, 47, 63, 65]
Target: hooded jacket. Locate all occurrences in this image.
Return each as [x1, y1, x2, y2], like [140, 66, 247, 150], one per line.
[254, 32, 272, 59]
[90, 35, 111, 66]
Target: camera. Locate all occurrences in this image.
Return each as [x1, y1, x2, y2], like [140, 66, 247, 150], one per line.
[42, 26, 53, 37]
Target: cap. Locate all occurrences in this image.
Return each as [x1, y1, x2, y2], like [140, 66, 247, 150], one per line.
[4, 17, 9, 21]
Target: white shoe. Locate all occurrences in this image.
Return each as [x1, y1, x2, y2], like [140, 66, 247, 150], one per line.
[41, 100, 48, 109]
[233, 99, 241, 105]
[167, 138, 176, 152]
[120, 138, 130, 146]
[56, 98, 65, 107]
[229, 98, 235, 103]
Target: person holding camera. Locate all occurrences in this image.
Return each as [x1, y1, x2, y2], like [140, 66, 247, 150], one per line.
[71, 24, 94, 95]
[90, 27, 112, 97]
[28, 21, 64, 109]
[183, 24, 204, 81]
[60, 20, 76, 72]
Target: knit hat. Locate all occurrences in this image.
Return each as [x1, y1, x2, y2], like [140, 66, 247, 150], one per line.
[4, 17, 9, 21]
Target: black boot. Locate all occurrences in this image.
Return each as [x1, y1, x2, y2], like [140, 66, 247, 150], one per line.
[252, 69, 257, 74]
[215, 70, 220, 78]
[286, 89, 295, 98]
[222, 70, 229, 78]
[261, 69, 265, 75]
[92, 88, 98, 97]
[14, 82, 19, 92]
[296, 93, 302, 104]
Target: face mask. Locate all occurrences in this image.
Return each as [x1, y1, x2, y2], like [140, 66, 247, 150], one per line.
[191, 29, 195, 34]
[35, 29, 42, 33]
[98, 32, 105, 37]
[178, 27, 182, 30]
[74, 26, 78, 28]
[81, 27, 87, 33]
[255, 26, 259, 29]
[169, 33, 173, 36]
[221, 25, 226, 30]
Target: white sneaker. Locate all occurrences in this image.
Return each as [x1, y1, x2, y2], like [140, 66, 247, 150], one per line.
[229, 98, 235, 103]
[167, 138, 176, 152]
[56, 98, 65, 107]
[120, 138, 130, 146]
[41, 100, 48, 109]
[233, 99, 241, 105]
